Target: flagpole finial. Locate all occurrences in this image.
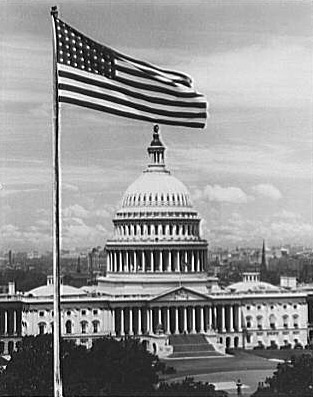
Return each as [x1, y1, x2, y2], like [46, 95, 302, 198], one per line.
[51, 5, 58, 17]
[154, 124, 159, 133]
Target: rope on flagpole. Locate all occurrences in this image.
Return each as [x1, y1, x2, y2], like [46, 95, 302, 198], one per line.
[50, 5, 63, 397]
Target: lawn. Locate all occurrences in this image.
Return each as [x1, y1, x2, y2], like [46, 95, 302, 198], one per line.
[243, 348, 313, 361]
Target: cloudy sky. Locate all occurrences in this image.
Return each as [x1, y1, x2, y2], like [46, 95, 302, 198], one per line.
[0, 0, 312, 252]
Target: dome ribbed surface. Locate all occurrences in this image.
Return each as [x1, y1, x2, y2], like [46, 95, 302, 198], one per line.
[121, 171, 193, 209]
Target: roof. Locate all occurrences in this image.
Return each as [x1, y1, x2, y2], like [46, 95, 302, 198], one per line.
[226, 280, 281, 294]
[120, 171, 193, 211]
[27, 284, 86, 297]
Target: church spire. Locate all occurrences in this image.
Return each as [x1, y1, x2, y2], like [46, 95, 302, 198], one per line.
[260, 239, 267, 278]
[145, 125, 169, 173]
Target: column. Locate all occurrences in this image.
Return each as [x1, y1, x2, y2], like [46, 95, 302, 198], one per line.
[184, 251, 188, 272]
[208, 306, 212, 330]
[183, 307, 188, 333]
[112, 309, 116, 335]
[221, 306, 225, 332]
[149, 308, 153, 334]
[237, 306, 242, 331]
[114, 252, 117, 272]
[138, 308, 142, 335]
[197, 251, 201, 272]
[126, 251, 129, 272]
[200, 307, 204, 333]
[176, 251, 180, 272]
[13, 310, 17, 334]
[119, 251, 123, 272]
[120, 308, 124, 335]
[168, 251, 172, 272]
[107, 252, 111, 272]
[134, 251, 137, 272]
[213, 306, 217, 329]
[166, 307, 170, 334]
[142, 250, 145, 272]
[146, 308, 149, 334]
[158, 307, 162, 326]
[174, 307, 179, 334]
[4, 310, 8, 334]
[129, 307, 133, 335]
[191, 307, 196, 333]
[191, 251, 195, 272]
[150, 250, 154, 272]
[229, 305, 234, 332]
[159, 251, 163, 272]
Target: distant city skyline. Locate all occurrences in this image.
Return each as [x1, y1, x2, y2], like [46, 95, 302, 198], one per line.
[1, 0, 312, 251]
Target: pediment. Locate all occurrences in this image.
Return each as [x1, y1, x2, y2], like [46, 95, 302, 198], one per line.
[151, 287, 208, 302]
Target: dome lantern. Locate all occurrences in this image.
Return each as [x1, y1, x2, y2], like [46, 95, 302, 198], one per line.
[146, 125, 168, 173]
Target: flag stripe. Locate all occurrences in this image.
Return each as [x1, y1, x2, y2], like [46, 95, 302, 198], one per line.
[59, 89, 205, 125]
[115, 58, 197, 94]
[58, 67, 206, 108]
[115, 63, 187, 88]
[59, 79, 204, 114]
[59, 82, 206, 118]
[113, 52, 192, 84]
[60, 96, 205, 128]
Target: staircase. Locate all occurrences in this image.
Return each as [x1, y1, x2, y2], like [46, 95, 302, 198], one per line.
[168, 334, 223, 358]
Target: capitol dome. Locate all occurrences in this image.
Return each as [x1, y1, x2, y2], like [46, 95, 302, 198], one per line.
[118, 126, 193, 214]
[103, 126, 209, 281]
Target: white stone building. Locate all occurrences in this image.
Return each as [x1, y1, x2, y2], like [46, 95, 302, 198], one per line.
[0, 130, 309, 356]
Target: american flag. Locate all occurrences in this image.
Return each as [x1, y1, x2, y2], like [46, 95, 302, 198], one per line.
[53, 17, 208, 129]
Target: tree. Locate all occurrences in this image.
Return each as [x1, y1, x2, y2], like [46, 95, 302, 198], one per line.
[0, 335, 158, 396]
[252, 354, 313, 397]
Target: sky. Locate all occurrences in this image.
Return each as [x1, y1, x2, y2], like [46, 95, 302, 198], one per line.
[0, 0, 312, 252]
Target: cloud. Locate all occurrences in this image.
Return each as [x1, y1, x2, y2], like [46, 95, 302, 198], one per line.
[61, 217, 107, 250]
[203, 209, 313, 249]
[0, 224, 51, 250]
[197, 184, 250, 204]
[252, 184, 282, 200]
[63, 204, 89, 219]
[172, 143, 311, 180]
[186, 37, 312, 109]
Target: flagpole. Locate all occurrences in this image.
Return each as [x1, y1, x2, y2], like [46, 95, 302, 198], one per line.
[50, 6, 63, 397]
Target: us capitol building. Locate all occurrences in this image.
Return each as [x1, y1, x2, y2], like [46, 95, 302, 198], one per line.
[0, 128, 311, 357]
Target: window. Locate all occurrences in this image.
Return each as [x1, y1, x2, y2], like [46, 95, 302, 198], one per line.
[246, 316, 252, 329]
[293, 305, 298, 309]
[283, 315, 289, 329]
[65, 320, 72, 334]
[92, 320, 100, 333]
[247, 306, 251, 311]
[269, 314, 276, 330]
[257, 315, 263, 330]
[293, 315, 299, 329]
[81, 310, 86, 316]
[66, 310, 71, 316]
[257, 305, 262, 310]
[283, 305, 287, 309]
[93, 309, 98, 316]
[39, 311, 45, 317]
[38, 322, 46, 335]
[81, 321, 88, 334]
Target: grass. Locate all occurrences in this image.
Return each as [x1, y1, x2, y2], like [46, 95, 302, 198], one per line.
[243, 348, 313, 361]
